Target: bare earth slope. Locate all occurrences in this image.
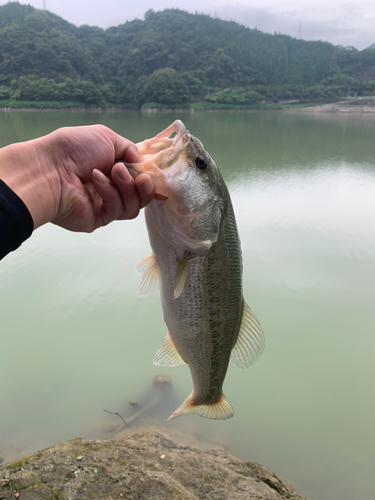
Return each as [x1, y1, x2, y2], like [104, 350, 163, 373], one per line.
[288, 98, 375, 113]
[0, 429, 308, 500]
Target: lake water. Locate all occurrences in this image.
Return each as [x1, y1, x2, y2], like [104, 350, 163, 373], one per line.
[1, 110, 375, 500]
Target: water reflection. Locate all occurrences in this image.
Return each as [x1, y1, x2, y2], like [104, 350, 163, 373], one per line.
[1, 111, 375, 500]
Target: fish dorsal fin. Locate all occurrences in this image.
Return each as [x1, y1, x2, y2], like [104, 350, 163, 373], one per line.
[231, 302, 265, 368]
[135, 253, 161, 298]
[174, 253, 189, 299]
[153, 333, 186, 366]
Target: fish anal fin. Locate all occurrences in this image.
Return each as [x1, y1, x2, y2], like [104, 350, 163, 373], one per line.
[153, 333, 186, 367]
[136, 253, 161, 298]
[167, 393, 233, 421]
[174, 253, 189, 299]
[231, 301, 265, 369]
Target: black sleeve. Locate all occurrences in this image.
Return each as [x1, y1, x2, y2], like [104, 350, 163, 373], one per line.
[0, 179, 34, 261]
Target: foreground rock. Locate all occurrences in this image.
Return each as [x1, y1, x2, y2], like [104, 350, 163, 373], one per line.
[0, 428, 307, 500]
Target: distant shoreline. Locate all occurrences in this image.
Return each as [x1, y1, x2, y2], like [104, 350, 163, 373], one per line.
[2, 100, 375, 114]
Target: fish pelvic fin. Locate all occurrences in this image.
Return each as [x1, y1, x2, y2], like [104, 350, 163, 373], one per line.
[231, 301, 265, 369]
[174, 253, 189, 299]
[153, 333, 186, 367]
[167, 393, 234, 421]
[135, 253, 161, 298]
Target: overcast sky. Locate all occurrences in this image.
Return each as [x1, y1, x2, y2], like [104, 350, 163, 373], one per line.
[1, 0, 374, 50]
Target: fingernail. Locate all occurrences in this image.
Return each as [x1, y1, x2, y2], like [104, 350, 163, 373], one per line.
[93, 169, 109, 185]
[126, 145, 142, 164]
[143, 176, 153, 195]
[116, 164, 129, 182]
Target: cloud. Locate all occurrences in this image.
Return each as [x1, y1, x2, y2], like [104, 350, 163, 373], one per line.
[214, 3, 375, 49]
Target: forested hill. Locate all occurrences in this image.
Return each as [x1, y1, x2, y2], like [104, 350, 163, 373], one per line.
[1, 2, 375, 108]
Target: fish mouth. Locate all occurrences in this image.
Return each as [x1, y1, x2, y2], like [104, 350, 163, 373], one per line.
[137, 120, 189, 166]
[125, 120, 190, 198]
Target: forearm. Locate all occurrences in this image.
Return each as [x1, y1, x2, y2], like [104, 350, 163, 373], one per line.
[0, 137, 60, 230]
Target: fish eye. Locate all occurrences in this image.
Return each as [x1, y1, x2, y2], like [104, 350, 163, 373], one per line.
[195, 155, 208, 170]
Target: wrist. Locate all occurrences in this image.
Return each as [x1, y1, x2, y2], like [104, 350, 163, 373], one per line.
[0, 136, 61, 230]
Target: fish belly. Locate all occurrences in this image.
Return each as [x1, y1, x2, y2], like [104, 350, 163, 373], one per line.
[147, 203, 243, 406]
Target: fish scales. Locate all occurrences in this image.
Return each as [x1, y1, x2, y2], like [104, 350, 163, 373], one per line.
[131, 120, 265, 420]
[149, 201, 243, 405]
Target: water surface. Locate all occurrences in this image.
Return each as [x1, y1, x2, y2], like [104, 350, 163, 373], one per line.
[1, 110, 375, 500]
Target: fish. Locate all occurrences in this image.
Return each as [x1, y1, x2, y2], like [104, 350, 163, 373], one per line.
[129, 120, 265, 421]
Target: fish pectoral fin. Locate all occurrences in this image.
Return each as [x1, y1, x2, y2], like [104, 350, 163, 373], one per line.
[174, 253, 189, 299]
[231, 301, 265, 369]
[135, 253, 161, 298]
[167, 393, 234, 421]
[153, 333, 186, 366]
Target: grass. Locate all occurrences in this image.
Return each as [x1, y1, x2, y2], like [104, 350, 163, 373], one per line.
[6, 456, 30, 469]
[0, 99, 329, 111]
[0, 100, 87, 109]
[190, 101, 283, 110]
[140, 102, 190, 110]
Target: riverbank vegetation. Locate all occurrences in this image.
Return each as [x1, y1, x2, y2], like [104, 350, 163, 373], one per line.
[1, 3, 375, 109]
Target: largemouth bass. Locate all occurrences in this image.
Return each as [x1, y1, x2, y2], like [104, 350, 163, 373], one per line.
[130, 120, 265, 420]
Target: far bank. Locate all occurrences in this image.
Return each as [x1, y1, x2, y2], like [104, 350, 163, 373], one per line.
[2, 98, 375, 114]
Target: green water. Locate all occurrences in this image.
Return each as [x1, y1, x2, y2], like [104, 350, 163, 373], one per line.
[1, 110, 375, 500]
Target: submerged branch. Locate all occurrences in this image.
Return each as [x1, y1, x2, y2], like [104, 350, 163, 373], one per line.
[103, 409, 126, 424]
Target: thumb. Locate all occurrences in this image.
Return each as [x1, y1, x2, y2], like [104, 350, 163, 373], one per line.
[122, 144, 142, 164]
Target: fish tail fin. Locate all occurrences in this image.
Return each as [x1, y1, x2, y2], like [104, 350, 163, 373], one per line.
[167, 393, 234, 421]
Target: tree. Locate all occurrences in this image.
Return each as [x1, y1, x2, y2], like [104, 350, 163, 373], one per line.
[0, 85, 11, 99]
[1, 3, 375, 108]
[137, 68, 189, 106]
[77, 80, 104, 106]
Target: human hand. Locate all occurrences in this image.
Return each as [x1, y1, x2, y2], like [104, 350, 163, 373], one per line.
[0, 124, 155, 232]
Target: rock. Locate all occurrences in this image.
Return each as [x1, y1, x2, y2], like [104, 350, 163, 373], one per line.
[0, 428, 308, 500]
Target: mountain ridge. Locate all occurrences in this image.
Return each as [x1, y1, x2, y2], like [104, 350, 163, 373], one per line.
[1, 2, 375, 108]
